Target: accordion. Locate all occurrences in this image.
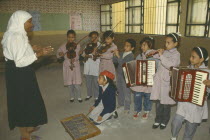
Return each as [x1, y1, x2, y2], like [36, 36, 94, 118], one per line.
[170, 67, 209, 106]
[122, 60, 156, 87]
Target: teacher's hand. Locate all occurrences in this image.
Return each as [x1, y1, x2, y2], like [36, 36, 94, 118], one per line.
[36, 46, 54, 57]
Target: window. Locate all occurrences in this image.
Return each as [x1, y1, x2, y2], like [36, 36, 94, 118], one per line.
[185, 0, 210, 37]
[112, 1, 126, 33]
[100, 0, 181, 35]
[125, 0, 144, 33]
[100, 4, 112, 32]
[166, 0, 181, 34]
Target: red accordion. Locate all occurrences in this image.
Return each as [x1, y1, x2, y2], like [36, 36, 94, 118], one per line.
[170, 67, 209, 106]
[122, 60, 156, 87]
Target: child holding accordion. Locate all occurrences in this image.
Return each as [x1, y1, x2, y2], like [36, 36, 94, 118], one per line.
[171, 47, 210, 140]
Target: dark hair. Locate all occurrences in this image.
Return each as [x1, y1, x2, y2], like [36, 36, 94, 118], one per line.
[140, 36, 155, 49]
[166, 33, 180, 47]
[126, 39, 136, 53]
[103, 30, 114, 40]
[192, 47, 209, 66]
[89, 31, 99, 37]
[67, 29, 76, 36]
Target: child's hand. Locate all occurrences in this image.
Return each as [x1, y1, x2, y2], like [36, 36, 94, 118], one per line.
[97, 116, 102, 122]
[113, 50, 120, 58]
[89, 106, 95, 112]
[203, 80, 210, 87]
[59, 52, 65, 57]
[158, 49, 164, 56]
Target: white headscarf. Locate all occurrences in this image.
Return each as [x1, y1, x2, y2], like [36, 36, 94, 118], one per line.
[1, 10, 37, 67]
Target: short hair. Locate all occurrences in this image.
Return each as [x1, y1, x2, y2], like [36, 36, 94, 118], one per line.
[67, 29, 76, 36]
[89, 31, 99, 37]
[103, 30, 114, 39]
[140, 36, 155, 49]
[126, 39, 136, 48]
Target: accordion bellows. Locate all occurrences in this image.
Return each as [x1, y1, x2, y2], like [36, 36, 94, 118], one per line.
[122, 60, 156, 87]
[170, 67, 209, 106]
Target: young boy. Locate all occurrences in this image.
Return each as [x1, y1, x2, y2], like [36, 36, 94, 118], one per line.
[113, 39, 136, 114]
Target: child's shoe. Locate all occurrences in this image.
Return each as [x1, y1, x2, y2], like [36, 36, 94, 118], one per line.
[142, 111, 149, 120]
[133, 112, 141, 120]
[85, 96, 92, 101]
[70, 98, 74, 102]
[78, 98, 83, 103]
[160, 123, 166, 130]
[152, 122, 160, 129]
[113, 111, 118, 119]
[170, 137, 176, 140]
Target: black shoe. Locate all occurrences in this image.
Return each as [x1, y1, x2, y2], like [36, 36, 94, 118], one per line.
[78, 99, 83, 103]
[85, 96, 92, 101]
[70, 99, 74, 102]
[113, 111, 118, 119]
[152, 123, 160, 129]
[160, 124, 167, 130]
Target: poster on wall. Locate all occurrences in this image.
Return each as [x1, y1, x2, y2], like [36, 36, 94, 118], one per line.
[28, 11, 41, 31]
[70, 13, 83, 30]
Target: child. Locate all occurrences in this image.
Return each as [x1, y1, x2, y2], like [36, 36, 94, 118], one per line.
[131, 37, 156, 119]
[99, 30, 117, 77]
[171, 47, 210, 140]
[89, 70, 117, 124]
[84, 31, 100, 101]
[57, 30, 82, 103]
[113, 39, 136, 114]
[150, 33, 180, 129]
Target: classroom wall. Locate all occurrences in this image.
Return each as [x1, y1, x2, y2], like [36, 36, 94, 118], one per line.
[0, 0, 105, 32]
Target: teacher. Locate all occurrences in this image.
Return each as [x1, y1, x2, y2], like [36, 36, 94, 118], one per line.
[1, 10, 53, 140]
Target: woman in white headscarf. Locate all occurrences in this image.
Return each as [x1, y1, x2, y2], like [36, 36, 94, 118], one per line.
[2, 10, 53, 140]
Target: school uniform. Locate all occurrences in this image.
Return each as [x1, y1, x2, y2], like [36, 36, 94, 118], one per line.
[131, 49, 158, 113]
[113, 51, 134, 110]
[89, 83, 116, 124]
[84, 42, 100, 98]
[2, 10, 47, 130]
[57, 42, 82, 98]
[171, 64, 210, 140]
[151, 48, 180, 125]
[99, 43, 117, 80]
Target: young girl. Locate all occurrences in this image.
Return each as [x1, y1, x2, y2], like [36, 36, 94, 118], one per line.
[99, 30, 117, 78]
[113, 39, 136, 114]
[131, 37, 156, 119]
[57, 30, 82, 103]
[171, 47, 210, 140]
[89, 70, 117, 124]
[150, 33, 180, 129]
[83, 32, 100, 101]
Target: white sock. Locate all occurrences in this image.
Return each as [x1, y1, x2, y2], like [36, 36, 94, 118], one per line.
[78, 98, 82, 100]
[70, 98, 74, 100]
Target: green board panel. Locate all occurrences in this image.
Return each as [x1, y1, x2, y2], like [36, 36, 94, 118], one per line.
[40, 13, 69, 31]
[0, 13, 12, 32]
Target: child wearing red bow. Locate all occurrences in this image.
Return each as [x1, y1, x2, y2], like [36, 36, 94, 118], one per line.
[89, 70, 118, 124]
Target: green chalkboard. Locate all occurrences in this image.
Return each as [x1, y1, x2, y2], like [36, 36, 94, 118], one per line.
[0, 12, 70, 32]
[0, 13, 12, 32]
[40, 13, 69, 31]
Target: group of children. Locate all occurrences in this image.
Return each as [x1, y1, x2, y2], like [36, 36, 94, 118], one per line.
[56, 29, 210, 140]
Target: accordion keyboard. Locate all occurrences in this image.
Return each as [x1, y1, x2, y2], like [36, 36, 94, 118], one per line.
[147, 61, 156, 85]
[192, 72, 208, 105]
[183, 74, 192, 100]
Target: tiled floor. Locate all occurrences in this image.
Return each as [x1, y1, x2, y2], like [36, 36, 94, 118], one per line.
[0, 64, 210, 140]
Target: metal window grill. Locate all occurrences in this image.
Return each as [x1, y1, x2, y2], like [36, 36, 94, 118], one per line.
[185, 0, 210, 37]
[100, 4, 112, 32]
[125, 0, 144, 33]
